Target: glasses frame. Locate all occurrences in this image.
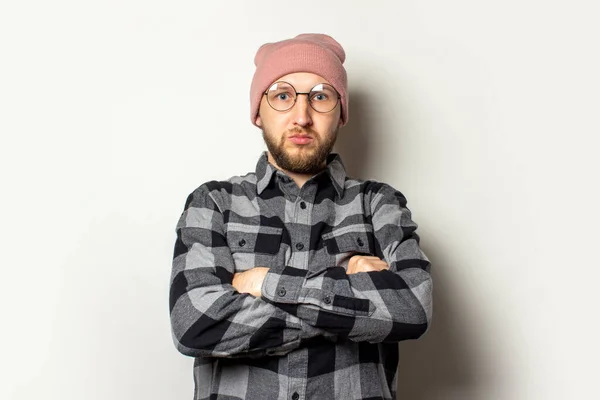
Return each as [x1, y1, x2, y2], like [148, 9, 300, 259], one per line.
[263, 81, 341, 113]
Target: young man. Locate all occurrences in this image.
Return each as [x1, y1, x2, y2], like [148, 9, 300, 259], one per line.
[170, 33, 432, 400]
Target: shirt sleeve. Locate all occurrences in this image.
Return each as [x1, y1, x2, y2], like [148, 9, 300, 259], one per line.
[169, 185, 336, 358]
[260, 183, 433, 343]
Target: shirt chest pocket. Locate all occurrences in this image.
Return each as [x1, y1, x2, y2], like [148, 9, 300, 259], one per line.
[226, 224, 283, 272]
[321, 224, 375, 268]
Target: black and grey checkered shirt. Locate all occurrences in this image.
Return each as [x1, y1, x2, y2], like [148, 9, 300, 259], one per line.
[170, 151, 432, 400]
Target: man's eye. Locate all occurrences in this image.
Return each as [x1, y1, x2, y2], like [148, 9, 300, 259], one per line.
[277, 93, 291, 101]
[312, 93, 328, 101]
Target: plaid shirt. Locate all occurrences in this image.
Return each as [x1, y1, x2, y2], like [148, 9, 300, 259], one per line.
[170, 151, 432, 400]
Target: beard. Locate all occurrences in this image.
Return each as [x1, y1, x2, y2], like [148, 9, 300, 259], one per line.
[262, 126, 339, 174]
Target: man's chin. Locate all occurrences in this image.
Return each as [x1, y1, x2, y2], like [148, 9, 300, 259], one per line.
[279, 145, 315, 157]
[273, 152, 318, 172]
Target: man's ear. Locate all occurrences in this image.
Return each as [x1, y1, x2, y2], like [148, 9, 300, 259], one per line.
[256, 115, 263, 127]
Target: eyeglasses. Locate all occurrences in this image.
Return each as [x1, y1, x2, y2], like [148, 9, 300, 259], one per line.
[263, 81, 340, 113]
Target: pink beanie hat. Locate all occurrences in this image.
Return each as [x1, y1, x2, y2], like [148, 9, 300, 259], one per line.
[250, 33, 348, 127]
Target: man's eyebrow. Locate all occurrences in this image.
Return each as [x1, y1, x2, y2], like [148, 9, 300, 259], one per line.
[268, 82, 293, 91]
[311, 84, 337, 92]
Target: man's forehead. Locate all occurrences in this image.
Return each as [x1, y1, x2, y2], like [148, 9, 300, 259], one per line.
[273, 72, 332, 87]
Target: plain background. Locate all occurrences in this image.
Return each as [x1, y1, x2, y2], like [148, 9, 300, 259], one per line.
[1, 1, 599, 399]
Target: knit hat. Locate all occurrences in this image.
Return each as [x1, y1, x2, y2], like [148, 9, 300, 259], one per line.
[250, 33, 348, 127]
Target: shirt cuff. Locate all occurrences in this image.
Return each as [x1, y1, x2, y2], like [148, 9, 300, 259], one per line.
[261, 265, 308, 304]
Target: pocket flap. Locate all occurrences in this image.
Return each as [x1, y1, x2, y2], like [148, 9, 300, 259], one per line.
[322, 224, 374, 254]
[227, 223, 283, 254]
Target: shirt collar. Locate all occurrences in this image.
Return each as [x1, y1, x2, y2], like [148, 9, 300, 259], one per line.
[255, 151, 347, 197]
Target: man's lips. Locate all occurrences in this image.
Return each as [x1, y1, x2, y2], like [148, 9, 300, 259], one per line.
[288, 135, 313, 145]
[288, 133, 313, 145]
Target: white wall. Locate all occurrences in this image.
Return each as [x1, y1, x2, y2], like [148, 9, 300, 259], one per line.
[1, 1, 598, 399]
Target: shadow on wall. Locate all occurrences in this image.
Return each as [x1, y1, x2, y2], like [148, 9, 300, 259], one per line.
[396, 247, 483, 400]
[335, 90, 484, 400]
[333, 89, 374, 179]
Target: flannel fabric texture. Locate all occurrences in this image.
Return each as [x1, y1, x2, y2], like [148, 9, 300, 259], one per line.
[170, 151, 433, 400]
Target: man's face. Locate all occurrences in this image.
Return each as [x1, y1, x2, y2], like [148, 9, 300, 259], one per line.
[256, 72, 343, 175]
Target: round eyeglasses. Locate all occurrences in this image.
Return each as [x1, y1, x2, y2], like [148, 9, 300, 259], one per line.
[263, 81, 340, 113]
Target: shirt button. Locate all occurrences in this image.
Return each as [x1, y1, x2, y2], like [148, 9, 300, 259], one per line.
[292, 392, 299, 400]
[278, 287, 286, 297]
[323, 295, 331, 305]
[238, 239, 246, 247]
[300, 201, 306, 209]
[295, 242, 304, 250]
[356, 238, 364, 247]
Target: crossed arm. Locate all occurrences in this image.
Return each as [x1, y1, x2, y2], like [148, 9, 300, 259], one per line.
[232, 255, 390, 296]
[169, 183, 432, 358]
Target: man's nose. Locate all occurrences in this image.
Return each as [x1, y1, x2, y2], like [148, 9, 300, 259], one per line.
[292, 94, 313, 127]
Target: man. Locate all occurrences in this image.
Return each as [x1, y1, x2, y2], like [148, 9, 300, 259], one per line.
[170, 33, 432, 400]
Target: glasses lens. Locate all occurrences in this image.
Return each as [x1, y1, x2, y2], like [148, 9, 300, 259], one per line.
[309, 83, 339, 113]
[266, 82, 296, 111]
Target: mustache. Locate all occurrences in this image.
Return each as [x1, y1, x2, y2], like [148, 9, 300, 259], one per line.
[287, 127, 318, 136]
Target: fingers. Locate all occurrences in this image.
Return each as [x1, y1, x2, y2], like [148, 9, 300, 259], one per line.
[355, 257, 388, 269]
[347, 255, 390, 274]
[232, 267, 269, 296]
[355, 264, 388, 273]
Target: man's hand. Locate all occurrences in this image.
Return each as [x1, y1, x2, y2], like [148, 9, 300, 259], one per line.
[232, 267, 269, 297]
[347, 255, 389, 274]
